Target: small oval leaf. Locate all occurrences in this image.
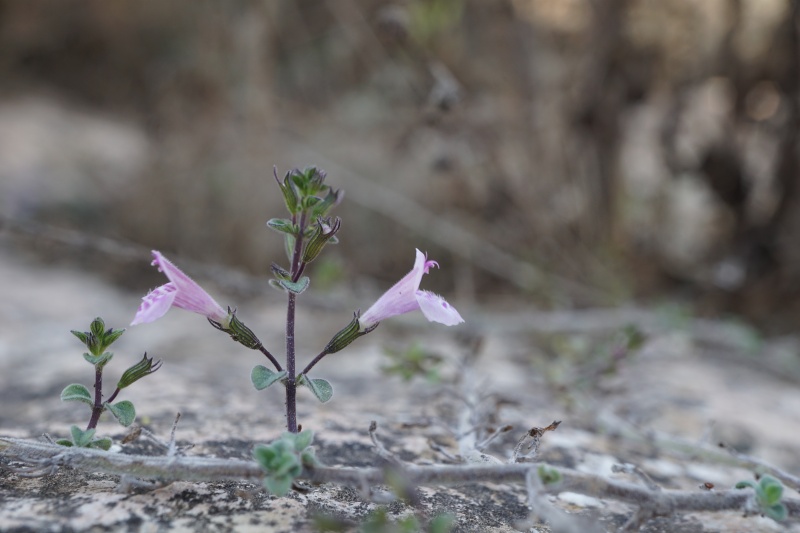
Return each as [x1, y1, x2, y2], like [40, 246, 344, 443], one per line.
[264, 475, 293, 497]
[107, 400, 136, 427]
[61, 384, 93, 405]
[301, 377, 333, 403]
[251, 366, 288, 391]
[266, 218, 297, 235]
[71, 425, 95, 447]
[83, 352, 114, 367]
[279, 277, 310, 295]
[89, 437, 112, 451]
[268, 279, 286, 292]
[293, 429, 314, 451]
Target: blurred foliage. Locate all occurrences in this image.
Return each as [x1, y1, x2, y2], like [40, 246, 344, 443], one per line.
[408, 0, 464, 47]
[382, 341, 444, 383]
[2, 0, 800, 327]
[538, 325, 648, 408]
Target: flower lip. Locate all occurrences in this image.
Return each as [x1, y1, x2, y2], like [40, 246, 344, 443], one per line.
[131, 251, 228, 326]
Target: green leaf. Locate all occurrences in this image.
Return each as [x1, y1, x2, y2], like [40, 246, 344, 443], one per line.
[765, 503, 787, 522]
[271, 263, 291, 280]
[253, 444, 276, 466]
[266, 218, 297, 235]
[759, 475, 783, 506]
[275, 169, 301, 214]
[71, 425, 95, 447]
[83, 351, 113, 367]
[429, 514, 456, 533]
[300, 449, 320, 468]
[285, 234, 295, 262]
[293, 430, 314, 451]
[264, 475, 293, 497]
[735, 480, 758, 490]
[279, 277, 310, 295]
[299, 376, 333, 403]
[251, 366, 287, 391]
[273, 454, 303, 478]
[60, 384, 93, 406]
[302, 196, 322, 210]
[106, 400, 136, 427]
[89, 437, 112, 451]
[55, 439, 73, 447]
[102, 328, 125, 347]
[268, 279, 285, 292]
[398, 516, 420, 533]
[90, 317, 106, 338]
[537, 465, 562, 485]
[70, 330, 89, 345]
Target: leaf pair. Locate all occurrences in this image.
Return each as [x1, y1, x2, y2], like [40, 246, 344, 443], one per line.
[251, 366, 333, 403]
[60, 384, 136, 427]
[55, 426, 111, 450]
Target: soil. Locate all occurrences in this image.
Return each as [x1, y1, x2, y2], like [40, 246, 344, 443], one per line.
[1, 249, 799, 532]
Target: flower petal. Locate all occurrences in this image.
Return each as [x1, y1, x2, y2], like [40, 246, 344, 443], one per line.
[415, 290, 464, 326]
[131, 283, 178, 325]
[359, 249, 429, 328]
[150, 251, 228, 322]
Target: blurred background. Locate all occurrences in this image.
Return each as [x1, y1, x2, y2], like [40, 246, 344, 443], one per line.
[1, 0, 799, 331]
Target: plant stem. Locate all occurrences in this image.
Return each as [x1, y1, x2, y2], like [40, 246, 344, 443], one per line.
[285, 212, 307, 433]
[258, 345, 283, 372]
[299, 349, 329, 377]
[86, 366, 104, 430]
[106, 387, 121, 405]
[285, 292, 298, 433]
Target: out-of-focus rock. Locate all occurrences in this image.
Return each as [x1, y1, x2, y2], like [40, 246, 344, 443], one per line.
[0, 96, 150, 218]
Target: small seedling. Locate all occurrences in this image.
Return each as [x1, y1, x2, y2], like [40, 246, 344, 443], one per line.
[58, 317, 161, 449]
[735, 474, 787, 522]
[252, 430, 319, 496]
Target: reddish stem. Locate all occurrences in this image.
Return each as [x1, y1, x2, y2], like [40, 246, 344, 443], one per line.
[86, 366, 104, 430]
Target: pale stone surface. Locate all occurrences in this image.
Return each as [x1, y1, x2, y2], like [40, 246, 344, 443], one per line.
[1, 248, 800, 532]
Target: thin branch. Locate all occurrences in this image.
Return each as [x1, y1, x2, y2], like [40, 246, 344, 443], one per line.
[601, 412, 800, 492]
[258, 345, 283, 372]
[3, 438, 799, 519]
[612, 463, 661, 492]
[368, 421, 405, 466]
[298, 348, 329, 377]
[524, 468, 600, 533]
[474, 424, 513, 452]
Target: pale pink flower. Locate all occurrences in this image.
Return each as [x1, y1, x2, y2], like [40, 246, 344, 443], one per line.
[359, 249, 464, 329]
[131, 251, 229, 326]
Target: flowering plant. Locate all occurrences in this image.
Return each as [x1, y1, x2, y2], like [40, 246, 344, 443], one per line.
[131, 166, 463, 437]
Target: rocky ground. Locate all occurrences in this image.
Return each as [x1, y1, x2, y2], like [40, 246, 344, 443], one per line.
[1, 247, 800, 532]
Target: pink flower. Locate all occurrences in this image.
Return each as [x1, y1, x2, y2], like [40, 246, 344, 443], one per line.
[359, 249, 464, 329]
[131, 251, 229, 326]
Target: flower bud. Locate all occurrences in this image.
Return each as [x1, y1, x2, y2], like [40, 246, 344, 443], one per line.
[323, 312, 379, 354]
[117, 353, 162, 389]
[209, 308, 263, 350]
[302, 217, 341, 264]
[227, 313, 263, 350]
[73, 317, 125, 356]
